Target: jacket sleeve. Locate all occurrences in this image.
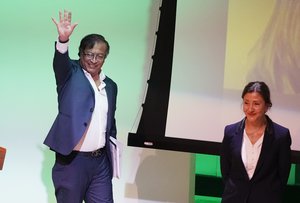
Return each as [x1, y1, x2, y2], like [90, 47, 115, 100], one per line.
[53, 42, 72, 92]
[278, 129, 292, 187]
[220, 126, 232, 182]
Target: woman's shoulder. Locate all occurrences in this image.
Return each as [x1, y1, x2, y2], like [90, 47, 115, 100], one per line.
[267, 116, 290, 134]
[266, 118, 291, 145]
[225, 118, 244, 132]
[270, 121, 290, 138]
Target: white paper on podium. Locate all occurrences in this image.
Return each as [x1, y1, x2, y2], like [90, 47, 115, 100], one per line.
[109, 137, 123, 179]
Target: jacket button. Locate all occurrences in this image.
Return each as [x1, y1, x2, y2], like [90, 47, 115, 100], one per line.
[84, 122, 88, 126]
[90, 108, 94, 112]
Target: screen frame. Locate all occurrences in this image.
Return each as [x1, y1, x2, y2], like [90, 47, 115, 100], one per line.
[127, 0, 300, 163]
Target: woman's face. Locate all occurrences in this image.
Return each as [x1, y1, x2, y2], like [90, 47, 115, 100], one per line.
[243, 92, 268, 123]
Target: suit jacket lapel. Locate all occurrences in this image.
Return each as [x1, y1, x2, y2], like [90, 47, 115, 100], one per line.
[104, 78, 113, 133]
[234, 119, 250, 180]
[251, 117, 274, 180]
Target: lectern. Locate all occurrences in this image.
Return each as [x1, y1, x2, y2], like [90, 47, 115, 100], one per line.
[0, 147, 6, 170]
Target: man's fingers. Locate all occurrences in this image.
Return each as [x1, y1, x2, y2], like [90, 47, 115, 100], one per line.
[51, 17, 58, 26]
[68, 12, 72, 23]
[63, 10, 71, 23]
[59, 11, 62, 23]
[71, 23, 78, 30]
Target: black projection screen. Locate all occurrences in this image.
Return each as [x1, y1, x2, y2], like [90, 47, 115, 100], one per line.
[128, 0, 300, 163]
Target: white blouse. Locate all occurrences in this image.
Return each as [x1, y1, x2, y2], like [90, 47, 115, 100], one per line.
[241, 130, 264, 179]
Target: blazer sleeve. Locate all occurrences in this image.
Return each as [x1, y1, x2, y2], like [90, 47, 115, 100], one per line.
[278, 128, 292, 186]
[220, 125, 232, 182]
[53, 43, 72, 91]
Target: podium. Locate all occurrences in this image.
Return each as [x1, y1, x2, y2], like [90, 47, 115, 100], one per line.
[0, 147, 6, 170]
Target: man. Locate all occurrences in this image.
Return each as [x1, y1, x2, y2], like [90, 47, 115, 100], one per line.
[44, 10, 117, 203]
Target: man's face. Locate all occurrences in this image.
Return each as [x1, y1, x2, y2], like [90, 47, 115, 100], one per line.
[80, 42, 108, 79]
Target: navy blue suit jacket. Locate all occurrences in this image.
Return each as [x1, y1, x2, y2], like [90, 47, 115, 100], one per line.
[44, 47, 117, 165]
[220, 116, 291, 203]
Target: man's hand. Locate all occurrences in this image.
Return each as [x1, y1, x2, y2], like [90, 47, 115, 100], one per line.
[52, 10, 78, 42]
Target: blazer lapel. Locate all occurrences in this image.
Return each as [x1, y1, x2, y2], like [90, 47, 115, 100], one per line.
[251, 117, 274, 180]
[233, 119, 250, 180]
[104, 78, 114, 133]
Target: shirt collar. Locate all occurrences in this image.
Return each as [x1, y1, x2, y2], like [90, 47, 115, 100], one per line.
[82, 69, 106, 82]
[99, 71, 106, 81]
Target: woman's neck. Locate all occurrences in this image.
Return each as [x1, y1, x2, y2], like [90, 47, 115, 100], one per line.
[245, 116, 267, 140]
[246, 116, 267, 128]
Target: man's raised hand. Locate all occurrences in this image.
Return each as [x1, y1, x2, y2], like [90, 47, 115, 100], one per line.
[52, 10, 78, 42]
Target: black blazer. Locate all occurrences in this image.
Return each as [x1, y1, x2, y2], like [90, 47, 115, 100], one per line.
[220, 116, 291, 203]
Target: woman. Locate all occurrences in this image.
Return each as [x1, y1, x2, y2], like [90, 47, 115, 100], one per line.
[220, 81, 291, 203]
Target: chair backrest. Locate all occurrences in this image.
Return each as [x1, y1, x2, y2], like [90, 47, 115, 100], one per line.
[0, 147, 6, 170]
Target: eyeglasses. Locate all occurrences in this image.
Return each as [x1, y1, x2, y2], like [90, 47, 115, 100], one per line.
[83, 52, 105, 62]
